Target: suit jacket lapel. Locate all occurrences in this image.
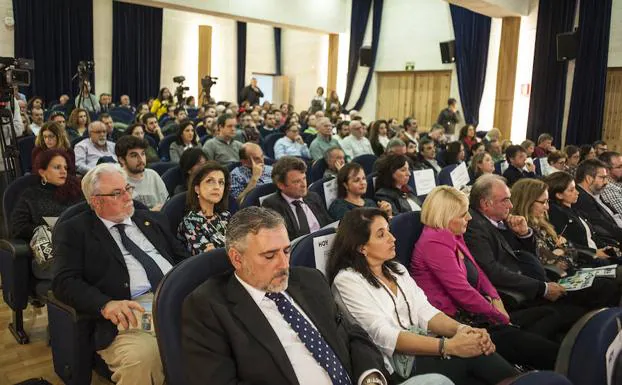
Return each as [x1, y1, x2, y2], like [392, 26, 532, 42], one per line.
[89, 213, 127, 268]
[277, 193, 301, 234]
[474, 210, 517, 259]
[226, 276, 299, 385]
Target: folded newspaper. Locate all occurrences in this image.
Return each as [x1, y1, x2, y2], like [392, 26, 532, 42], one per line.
[558, 271, 596, 291]
[579, 264, 618, 279]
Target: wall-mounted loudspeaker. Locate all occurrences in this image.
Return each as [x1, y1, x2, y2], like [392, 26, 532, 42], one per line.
[557, 31, 577, 61]
[360, 46, 372, 67]
[439, 40, 456, 64]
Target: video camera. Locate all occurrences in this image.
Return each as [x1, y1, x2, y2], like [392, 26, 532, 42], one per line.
[77, 60, 95, 77]
[201, 75, 217, 89]
[0, 57, 34, 103]
[173, 75, 190, 106]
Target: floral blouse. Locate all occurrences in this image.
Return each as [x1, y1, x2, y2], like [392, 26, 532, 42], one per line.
[177, 210, 231, 256]
[534, 227, 569, 266]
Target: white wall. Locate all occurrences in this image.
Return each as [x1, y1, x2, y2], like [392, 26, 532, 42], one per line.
[478, 17, 502, 132]
[93, 0, 113, 95]
[247, 23, 276, 79]
[610, 0, 622, 67]
[133, 0, 347, 33]
[0, 0, 14, 57]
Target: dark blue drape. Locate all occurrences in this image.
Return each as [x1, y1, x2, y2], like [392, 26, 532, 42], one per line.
[274, 27, 282, 76]
[526, 0, 576, 144]
[112, 1, 163, 105]
[566, 0, 613, 145]
[350, 0, 383, 111]
[450, 4, 491, 126]
[341, 0, 372, 109]
[237, 21, 247, 102]
[13, 0, 94, 105]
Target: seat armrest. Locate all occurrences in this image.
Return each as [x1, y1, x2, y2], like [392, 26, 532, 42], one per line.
[0, 238, 31, 260]
[544, 264, 564, 281]
[498, 289, 526, 310]
[47, 291, 98, 323]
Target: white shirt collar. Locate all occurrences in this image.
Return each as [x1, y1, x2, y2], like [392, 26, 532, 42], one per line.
[98, 215, 133, 231]
[234, 272, 268, 306]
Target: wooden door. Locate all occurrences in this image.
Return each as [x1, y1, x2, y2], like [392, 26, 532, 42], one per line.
[376, 71, 451, 131]
[603, 68, 622, 151]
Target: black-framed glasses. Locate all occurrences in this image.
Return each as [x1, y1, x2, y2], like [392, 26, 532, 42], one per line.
[93, 185, 135, 199]
[534, 199, 550, 205]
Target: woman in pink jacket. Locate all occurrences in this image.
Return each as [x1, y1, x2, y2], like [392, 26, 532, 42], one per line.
[411, 186, 559, 370]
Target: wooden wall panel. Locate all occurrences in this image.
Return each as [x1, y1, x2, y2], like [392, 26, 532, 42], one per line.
[376, 71, 450, 131]
[198, 25, 213, 103]
[273, 75, 290, 105]
[493, 17, 520, 141]
[327, 34, 339, 94]
[603, 68, 622, 151]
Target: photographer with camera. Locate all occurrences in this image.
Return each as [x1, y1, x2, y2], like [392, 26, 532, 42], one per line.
[239, 77, 263, 106]
[151, 87, 174, 119]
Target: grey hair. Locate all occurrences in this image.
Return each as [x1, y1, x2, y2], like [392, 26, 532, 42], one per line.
[81, 163, 127, 205]
[469, 174, 507, 209]
[317, 117, 331, 127]
[88, 120, 106, 133]
[225, 207, 286, 252]
[323, 146, 344, 163]
[386, 138, 406, 150]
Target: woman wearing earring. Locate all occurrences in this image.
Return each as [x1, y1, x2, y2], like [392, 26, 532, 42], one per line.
[178, 161, 231, 255]
[11, 149, 83, 278]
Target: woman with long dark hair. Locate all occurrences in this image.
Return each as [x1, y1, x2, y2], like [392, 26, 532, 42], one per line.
[375, 155, 422, 215]
[169, 120, 200, 163]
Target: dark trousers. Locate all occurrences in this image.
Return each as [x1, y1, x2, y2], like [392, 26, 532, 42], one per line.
[488, 324, 559, 370]
[562, 276, 621, 308]
[511, 304, 584, 341]
[415, 353, 518, 385]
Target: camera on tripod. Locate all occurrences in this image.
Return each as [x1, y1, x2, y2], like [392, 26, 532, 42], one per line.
[77, 60, 95, 77]
[201, 75, 217, 89]
[0, 57, 34, 103]
[173, 75, 190, 106]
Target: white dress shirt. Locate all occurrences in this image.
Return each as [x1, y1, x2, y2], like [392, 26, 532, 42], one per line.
[340, 135, 374, 161]
[332, 265, 440, 374]
[282, 193, 321, 233]
[74, 139, 117, 174]
[99, 216, 173, 297]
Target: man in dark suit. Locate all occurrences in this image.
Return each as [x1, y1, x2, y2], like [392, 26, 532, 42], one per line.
[182, 207, 389, 385]
[502, 145, 536, 187]
[239, 77, 264, 105]
[262, 156, 333, 240]
[573, 158, 622, 243]
[53, 163, 189, 385]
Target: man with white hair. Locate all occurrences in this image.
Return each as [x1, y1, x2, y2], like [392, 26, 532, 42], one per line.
[340, 120, 374, 161]
[74, 121, 117, 174]
[309, 117, 341, 161]
[53, 164, 188, 385]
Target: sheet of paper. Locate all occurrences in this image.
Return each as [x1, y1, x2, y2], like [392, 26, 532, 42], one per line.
[450, 162, 470, 189]
[323, 178, 338, 209]
[579, 264, 618, 278]
[412, 169, 436, 195]
[538, 157, 551, 176]
[558, 271, 596, 291]
[313, 233, 336, 275]
[43, 216, 59, 228]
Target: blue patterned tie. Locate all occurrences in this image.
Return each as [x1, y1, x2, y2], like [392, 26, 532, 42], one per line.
[265, 292, 352, 385]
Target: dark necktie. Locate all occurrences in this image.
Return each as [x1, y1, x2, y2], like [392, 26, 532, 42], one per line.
[292, 200, 311, 235]
[265, 292, 351, 385]
[115, 224, 164, 291]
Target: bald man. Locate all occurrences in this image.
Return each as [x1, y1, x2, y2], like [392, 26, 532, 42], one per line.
[74, 121, 117, 174]
[230, 143, 274, 203]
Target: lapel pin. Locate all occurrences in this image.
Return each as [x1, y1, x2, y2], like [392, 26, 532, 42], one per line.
[145, 221, 151, 226]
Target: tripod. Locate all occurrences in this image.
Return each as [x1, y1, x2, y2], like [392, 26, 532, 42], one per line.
[0, 95, 22, 183]
[75, 76, 97, 113]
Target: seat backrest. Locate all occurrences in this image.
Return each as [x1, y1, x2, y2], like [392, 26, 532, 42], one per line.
[71, 136, 86, 149]
[309, 158, 328, 183]
[161, 192, 187, 234]
[365, 172, 377, 199]
[556, 307, 622, 385]
[240, 183, 277, 208]
[500, 371, 573, 385]
[148, 161, 177, 176]
[226, 161, 242, 172]
[157, 134, 177, 161]
[389, 211, 424, 269]
[3, 174, 40, 234]
[17, 135, 36, 174]
[262, 132, 284, 159]
[144, 134, 157, 149]
[109, 108, 134, 124]
[161, 165, 183, 197]
[308, 177, 334, 209]
[351, 154, 377, 175]
[153, 248, 233, 385]
[290, 227, 337, 275]
[438, 164, 458, 186]
[302, 132, 316, 146]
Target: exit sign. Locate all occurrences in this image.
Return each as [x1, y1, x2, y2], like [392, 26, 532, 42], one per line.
[405, 61, 415, 71]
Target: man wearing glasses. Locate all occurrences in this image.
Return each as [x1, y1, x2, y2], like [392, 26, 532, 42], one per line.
[74, 121, 117, 175]
[53, 164, 189, 385]
[599, 151, 622, 218]
[574, 159, 622, 242]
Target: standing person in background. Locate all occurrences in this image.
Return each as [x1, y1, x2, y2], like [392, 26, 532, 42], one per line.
[151, 87, 174, 119]
[310, 86, 325, 113]
[327, 90, 342, 112]
[239, 77, 263, 105]
[437, 98, 460, 136]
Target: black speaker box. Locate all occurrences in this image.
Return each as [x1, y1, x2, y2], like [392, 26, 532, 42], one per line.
[360, 46, 372, 67]
[557, 31, 578, 61]
[440, 40, 456, 64]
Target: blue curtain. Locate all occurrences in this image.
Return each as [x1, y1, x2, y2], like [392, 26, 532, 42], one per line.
[526, 0, 576, 144]
[13, 0, 94, 106]
[450, 4, 491, 126]
[341, 0, 372, 109]
[112, 1, 163, 105]
[350, 0, 383, 111]
[566, 0, 613, 145]
[237, 21, 247, 103]
[274, 27, 282, 76]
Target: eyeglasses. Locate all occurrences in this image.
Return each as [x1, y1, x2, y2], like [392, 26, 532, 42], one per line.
[534, 199, 550, 205]
[93, 185, 135, 199]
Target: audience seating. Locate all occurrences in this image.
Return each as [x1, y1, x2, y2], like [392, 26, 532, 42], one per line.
[199, 135, 209, 145]
[0, 174, 46, 344]
[438, 164, 459, 186]
[145, 134, 157, 149]
[309, 158, 328, 183]
[364, 172, 377, 200]
[240, 182, 277, 208]
[494, 160, 505, 175]
[161, 192, 186, 234]
[153, 248, 233, 385]
[226, 161, 241, 172]
[148, 161, 177, 176]
[302, 133, 315, 147]
[186, 108, 198, 119]
[262, 132, 284, 159]
[17, 135, 36, 174]
[161, 165, 183, 197]
[499, 372, 572, 385]
[351, 154, 377, 175]
[70, 136, 86, 149]
[108, 107, 134, 124]
[308, 176, 334, 209]
[263, 157, 275, 165]
[290, 227, 337, 271]
[389, 211, 424, 268]
[555, 307, 622, 385]
[157, 134, 177, 162]
[159, 115, 172, 127]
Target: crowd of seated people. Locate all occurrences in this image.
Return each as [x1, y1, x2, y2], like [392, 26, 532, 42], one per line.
[7, 87, 622, 385]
